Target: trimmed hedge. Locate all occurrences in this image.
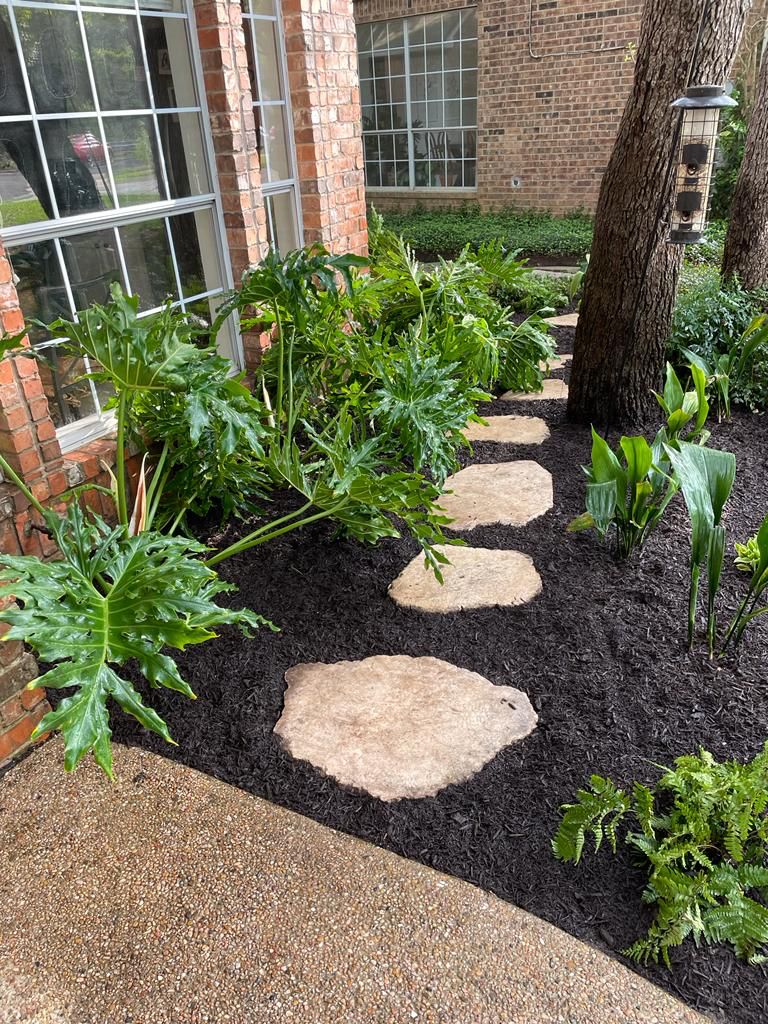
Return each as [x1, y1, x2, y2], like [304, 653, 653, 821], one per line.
[378, 206, 594, 262]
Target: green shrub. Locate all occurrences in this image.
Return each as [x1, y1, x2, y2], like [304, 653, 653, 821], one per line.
[668, 266, 768, 412]
[378, 205, 593, 262]
[710, 91, 747, 221]
[553, 744, 768, 967]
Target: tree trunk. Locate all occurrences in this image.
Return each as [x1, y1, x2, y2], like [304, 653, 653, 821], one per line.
[568, 0, 752, 428]
[722, 46, 768, 289]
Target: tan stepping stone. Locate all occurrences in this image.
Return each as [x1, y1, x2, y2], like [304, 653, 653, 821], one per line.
[389, 545, 542, 612]
[539, 353, 573, 371]
[545, 312, 579, 327]
[439, 461, 553, 530]
[463, 415, 549, 445]
[275, 655, 538, 801]
[501, 377, 568, 402]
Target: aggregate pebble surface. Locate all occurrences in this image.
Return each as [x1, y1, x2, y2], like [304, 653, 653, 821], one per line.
[0, 740, 708, 1024]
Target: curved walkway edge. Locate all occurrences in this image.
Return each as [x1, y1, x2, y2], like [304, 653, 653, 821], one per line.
[0, 740, 709, 1024]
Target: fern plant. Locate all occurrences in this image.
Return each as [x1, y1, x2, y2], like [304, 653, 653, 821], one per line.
[553, 745, 768, 966]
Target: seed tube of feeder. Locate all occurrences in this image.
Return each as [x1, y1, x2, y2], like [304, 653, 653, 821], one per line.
[669, 84, 737, 245]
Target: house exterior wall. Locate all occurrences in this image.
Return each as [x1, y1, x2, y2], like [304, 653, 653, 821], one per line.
[353, 0, 768, 215]
[0, 0, 366, 768]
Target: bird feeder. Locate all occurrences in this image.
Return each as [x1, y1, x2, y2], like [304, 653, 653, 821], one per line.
[669, 84, 737, 244]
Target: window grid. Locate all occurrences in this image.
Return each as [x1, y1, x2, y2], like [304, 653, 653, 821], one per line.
[0, 0, 238, 447]
[241, 0, 302, 252]
[358, 8, 477, 190]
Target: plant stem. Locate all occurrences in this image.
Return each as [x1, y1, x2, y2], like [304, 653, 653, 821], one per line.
[144, 440, 170, 531]
[688, 563, 700, 651]
[0, 452, 46, 518]
[115, 391, 129, 527]
[204, 501, 339, 569]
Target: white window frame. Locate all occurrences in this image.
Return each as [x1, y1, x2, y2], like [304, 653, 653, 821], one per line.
[241, 0, 303, 251]
[0, 0, 240, 452]
[358, 7, 478, 193]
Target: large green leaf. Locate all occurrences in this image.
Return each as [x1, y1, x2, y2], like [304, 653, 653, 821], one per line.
[0, 504, 272, 777]
[41, 283, 201, 394]
[665, 442, 736, 564]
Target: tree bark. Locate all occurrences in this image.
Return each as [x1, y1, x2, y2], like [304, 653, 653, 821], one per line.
[722, 46, 768, 289]
[568, 0, 753, 428]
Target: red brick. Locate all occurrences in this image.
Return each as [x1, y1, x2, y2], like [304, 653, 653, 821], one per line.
[0, 704, 48, 762]
[21, 686, 45, 711]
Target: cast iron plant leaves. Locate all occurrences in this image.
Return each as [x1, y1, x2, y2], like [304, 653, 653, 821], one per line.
[0, 503, 273, 779]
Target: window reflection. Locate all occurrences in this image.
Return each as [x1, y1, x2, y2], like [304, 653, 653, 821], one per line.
[103, 115, 164, 206]
[39, 119, 114, 217]
[120, 219, 176, 310]
[84, 13, 149, 111]
[15, 8, 94, 114]
[0, 125, 50, 226]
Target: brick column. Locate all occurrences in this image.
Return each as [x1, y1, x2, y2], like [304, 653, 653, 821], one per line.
[282, 0, 367, 255]
[0, 240, 55, 766]
[194, 0, 270, 280]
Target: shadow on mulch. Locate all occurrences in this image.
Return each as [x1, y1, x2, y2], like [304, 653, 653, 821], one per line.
[109, 347, 768, 1024]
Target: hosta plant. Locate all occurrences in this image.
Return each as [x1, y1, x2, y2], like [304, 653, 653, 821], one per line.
[681, 314, 768, 420]
[553, 744, 768, 966]
[664, 441, 736, 655]
[568, 428, 678, 559]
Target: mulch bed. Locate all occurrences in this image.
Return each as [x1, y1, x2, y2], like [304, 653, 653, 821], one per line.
[111, 333, 768, 1024]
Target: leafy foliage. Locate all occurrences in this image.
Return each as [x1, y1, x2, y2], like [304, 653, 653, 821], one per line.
[553, 745, 768, 966]
[668, 266, 768, 414]
[710, 91, 747, 221]
[665, 441, 736, 654]
[568, 428, 679, 559]
[0, 503, 270, 778]
[378, 204, 594, 262]
[724, 514, 768, 650]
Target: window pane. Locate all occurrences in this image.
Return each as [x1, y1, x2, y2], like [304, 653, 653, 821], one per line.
[142, 16, 197, 109]
[61, 229, 122, 308]
[0, 125, 51, 225]
[168, 208, 222, 298]
[158, 112, 210, 197]
[254, 20, 282, 102]
[16, 9, 94, 114]
[261, 105, 290, 181]
[461, 8, 477, 37]
[424, 14, 442, 44]
[0, 9, 29, 115]
[39, 119, 114, 217]
[243, 0, 275, 15]
[265, 191, 298, 253]
[365, 162, 380, 187]
[103, 115, 164, 206]
[120, 218, 176, 310]
[85, 13, 149, 111]
[357, 22, 372, 52]
[7, 238, 98, 429]
[442, 11, 461, 42]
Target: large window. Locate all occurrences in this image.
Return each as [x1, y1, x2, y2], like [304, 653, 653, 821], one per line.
[358, 8, 477, 190]
[0, 0, 237, 449]
[241, 0, 301, 253]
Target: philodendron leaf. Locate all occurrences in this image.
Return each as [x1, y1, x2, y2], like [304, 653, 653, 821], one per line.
[0, 503, 274, 777]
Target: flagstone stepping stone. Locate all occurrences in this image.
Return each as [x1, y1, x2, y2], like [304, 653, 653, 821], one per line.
[501, 378, 568, 402]
[389, 545, 542, 612]
[439, 461, 553, 530]
[274, 655, 538, 801]
[539, 353, 573, 371]
[545, 312, 579, 327]
[462, 415, 549, 445]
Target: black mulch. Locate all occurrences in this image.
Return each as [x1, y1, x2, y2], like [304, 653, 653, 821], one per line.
[110, 333, 768, 1024]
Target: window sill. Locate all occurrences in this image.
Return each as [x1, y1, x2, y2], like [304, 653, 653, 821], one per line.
[365, 187, 478, 195]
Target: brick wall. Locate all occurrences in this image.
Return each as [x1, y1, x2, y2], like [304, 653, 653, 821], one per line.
[284, 0, 368, 254]
[353, 0, 767, 215]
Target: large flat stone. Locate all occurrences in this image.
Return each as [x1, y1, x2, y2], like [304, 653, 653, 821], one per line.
[439, 460, 553, 530]
[539, 353, 573, 371]
[501, 378, 569, 402]
[463, 415, 549, 445]
[545, 312, 579, 327]
[389, 545, 542, 612]
[275, 655, 538, 801]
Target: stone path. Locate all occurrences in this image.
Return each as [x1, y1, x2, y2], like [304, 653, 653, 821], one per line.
[463, 413, 549, 444]
[502, 377, 569, 402]
[389, 544, 542, 612]
[0, 740, 708, 1024]
[275, 655, 538, 801]
[438, 460, 553, 530]
[546, 311, 579, 328]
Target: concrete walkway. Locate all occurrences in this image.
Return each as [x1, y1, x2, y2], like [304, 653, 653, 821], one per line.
[1, 740, 707, 1024]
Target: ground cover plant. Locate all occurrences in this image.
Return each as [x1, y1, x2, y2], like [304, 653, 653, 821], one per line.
[379, 205, 593, 264]
[668, 265, 768, 414]
[554, 745, 768, 966]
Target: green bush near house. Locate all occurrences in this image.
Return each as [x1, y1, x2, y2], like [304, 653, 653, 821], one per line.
[378, 205, 594, 262]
